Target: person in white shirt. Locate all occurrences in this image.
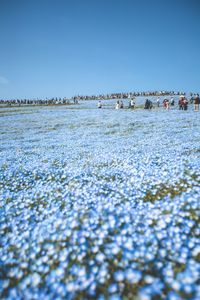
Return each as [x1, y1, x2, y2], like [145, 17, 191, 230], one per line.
[98, 101, 102, 108]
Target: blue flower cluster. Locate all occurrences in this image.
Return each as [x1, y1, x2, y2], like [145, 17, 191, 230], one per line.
[0, 103, 200, 299]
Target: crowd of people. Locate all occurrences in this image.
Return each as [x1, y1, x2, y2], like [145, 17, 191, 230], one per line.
[144, 95, 199, 111]
[141, 95, 199, 111]
[1, 91, 184, 106]
[97, 94, 200, 111]
[0, 92, 199, 110]
[0, 97, 76, 106]
[73, 90, 184, 101]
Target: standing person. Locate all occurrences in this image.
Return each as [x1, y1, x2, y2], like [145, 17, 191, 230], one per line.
[170, 97, 175, 106]
[120, 100, 124, 109]
[166, 99, 170, 110]
[131, 98, 135, 108]
[149, 100, 153, 109]
[163, 99, 167, 109]
[194, 95, 200, 111]
[144, 99, 152, 109]
[115, 100, 120, 109]
[183, 97, 188, 110]
[144, 99, 149, 109]
[178, 97, 184, 110]
[156, 97, 160, 107]
[98, 100, 102, 108]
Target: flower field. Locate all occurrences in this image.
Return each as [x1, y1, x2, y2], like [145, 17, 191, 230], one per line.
[0, 100, 200, 299]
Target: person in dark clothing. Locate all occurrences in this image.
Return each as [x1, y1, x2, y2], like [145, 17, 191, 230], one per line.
[144, 99, 149, 109]
[194, 95, 200, 111]
[170, 97, 175, 106]
[144, 99, 153, 109]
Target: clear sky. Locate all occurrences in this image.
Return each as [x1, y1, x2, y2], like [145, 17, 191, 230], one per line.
[0, 0, 200, 98]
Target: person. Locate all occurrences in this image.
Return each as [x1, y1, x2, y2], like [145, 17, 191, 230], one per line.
[178, 97, 184, 110]
[115, 100, 120, 109]
[144, 99, 152, 109]
[144, 99, 149, 109]
[170, 97, 175, 106]
[120, 100, 124, 109]
[166, 99, 170, 110]
[183, 97, 188, 110]
[98, 100, 102, 108]
[156, 97, 160, 107]
[149, 100, 153, 109]
[194, 95, 200, 111]
[130, 98, 135, 109]
[163, 99, 167, 109]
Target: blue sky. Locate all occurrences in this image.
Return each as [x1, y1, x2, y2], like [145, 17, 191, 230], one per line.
[0, 0, 200, 98]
